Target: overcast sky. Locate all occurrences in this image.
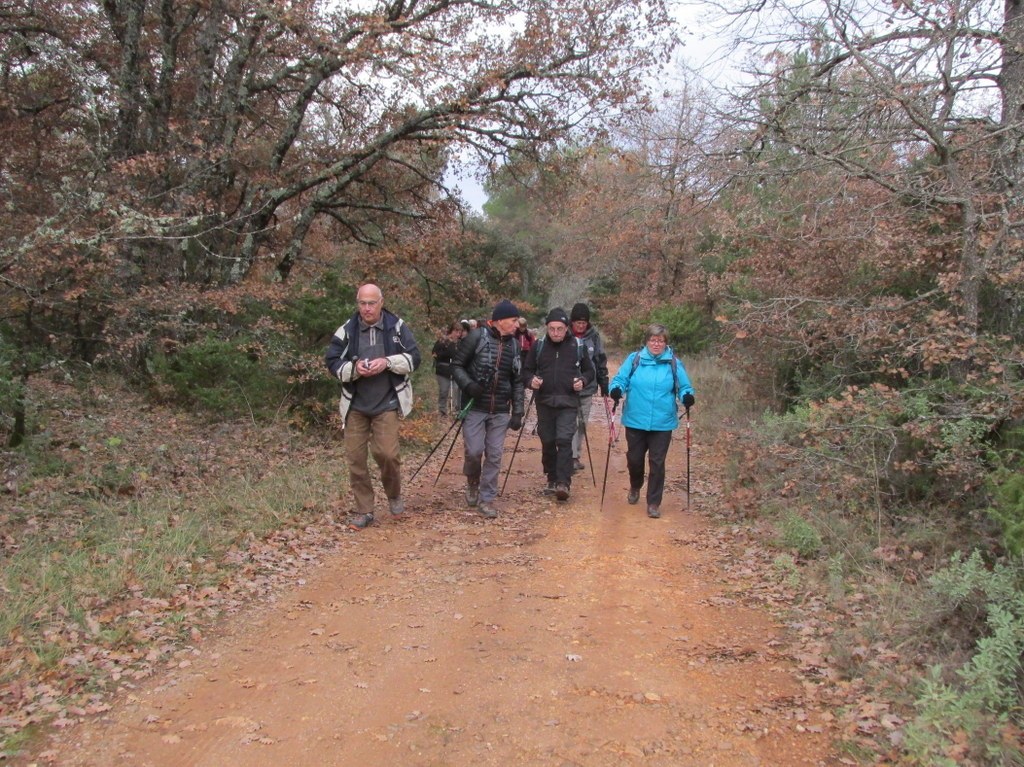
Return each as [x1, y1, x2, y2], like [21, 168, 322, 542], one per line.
[451, 1, 739, 213]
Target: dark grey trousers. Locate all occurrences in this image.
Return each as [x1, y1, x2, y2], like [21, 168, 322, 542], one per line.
[536, 403, 578, 486]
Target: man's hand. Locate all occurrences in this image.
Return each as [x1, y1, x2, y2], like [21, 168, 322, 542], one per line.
[358, 358, 387, 377]
[509, 413, 523, 431]
[465, 382, 484, 399]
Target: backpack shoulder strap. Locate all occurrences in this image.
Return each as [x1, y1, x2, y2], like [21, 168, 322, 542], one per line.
[626, 349, 642, 380]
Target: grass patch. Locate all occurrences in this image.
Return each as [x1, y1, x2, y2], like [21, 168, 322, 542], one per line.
[2, 457, 340, 670]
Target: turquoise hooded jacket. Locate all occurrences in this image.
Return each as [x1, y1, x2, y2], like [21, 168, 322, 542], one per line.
[609, 346, 695, 432]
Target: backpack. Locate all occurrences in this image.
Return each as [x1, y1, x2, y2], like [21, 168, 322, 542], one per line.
[534, 335, 584, 371]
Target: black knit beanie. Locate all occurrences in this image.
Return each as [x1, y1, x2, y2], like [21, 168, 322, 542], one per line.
[570, 303, 590, 323]
[545, 307, 569, 326]
[491, 299, 520, 321]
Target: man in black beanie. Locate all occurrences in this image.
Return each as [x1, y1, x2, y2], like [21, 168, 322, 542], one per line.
[522, 307, 596, 500]
[568, 302, 609, 473]
[450, 299, 525, 519]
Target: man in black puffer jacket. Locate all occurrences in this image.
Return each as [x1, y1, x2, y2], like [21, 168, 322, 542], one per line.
[451, 299, 525, 519]
[522, 307, 596, 501]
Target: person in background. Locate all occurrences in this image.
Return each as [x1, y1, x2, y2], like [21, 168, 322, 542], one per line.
[431, 322, 461, 416]
[608, 323, 695, 519]
[568, 302, 609, 473]
[450, 300, 525, 519]
[324, 283, 421, 530]
[515, 316, 535, 367]
[522, 307, 595, 501]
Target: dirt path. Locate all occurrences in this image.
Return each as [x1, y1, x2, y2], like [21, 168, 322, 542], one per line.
[36, 409, 840, 767]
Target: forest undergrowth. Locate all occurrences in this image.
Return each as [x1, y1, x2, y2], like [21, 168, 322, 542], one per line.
[703, 351, 1024, 767]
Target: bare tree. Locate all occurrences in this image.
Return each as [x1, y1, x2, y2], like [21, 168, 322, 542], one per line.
[721, 0, 1022, 332]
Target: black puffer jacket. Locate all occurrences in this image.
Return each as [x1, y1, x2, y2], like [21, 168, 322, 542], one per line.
[451, 327, 525, 416]
[522, 335, 596, 408]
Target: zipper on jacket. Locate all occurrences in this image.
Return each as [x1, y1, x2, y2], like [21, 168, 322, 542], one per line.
[490, 337, 502, 413]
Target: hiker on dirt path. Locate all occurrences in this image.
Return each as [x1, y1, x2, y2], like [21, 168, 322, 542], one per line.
[325, 283, 421, 530]
[432, 322, 462, 416]
[568, 302, 609, 474]
[522, 307, 596, 502]
[515, 316, 535, 367]
[608, 323, 695, 519]
[450, 300, 525, 519]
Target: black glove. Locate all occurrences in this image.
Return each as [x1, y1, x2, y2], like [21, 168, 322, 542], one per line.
[509, 413, 523, 431]
[682, 393, 695, 408]
[609, 387, 621, 413]
[599, 381, 610, 398]
[465, 382, 484, 399]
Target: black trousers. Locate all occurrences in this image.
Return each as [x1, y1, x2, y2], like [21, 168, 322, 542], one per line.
[625, 427, 673, 507]
[536, 403, 578, 486]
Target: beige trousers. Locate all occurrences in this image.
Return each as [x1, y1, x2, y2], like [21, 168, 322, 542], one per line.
[344, 409, 401, 515]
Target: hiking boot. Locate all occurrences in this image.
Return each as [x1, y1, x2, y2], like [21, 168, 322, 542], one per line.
[542, 481, 557, 495]
[465, 483, 479, 508]
[573, 458, 584, 472]
[627, 487, 640, 505]
[388, 497, 404, 516]
[555, 483, 570, 501]
[478, 502, 498, 519]
[647, 504, 660, 519]
[348, 512, 375, 530]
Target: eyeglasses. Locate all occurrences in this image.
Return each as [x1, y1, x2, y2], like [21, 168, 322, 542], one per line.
[647, 337, 667, 345]
[357, 299, 380, 307]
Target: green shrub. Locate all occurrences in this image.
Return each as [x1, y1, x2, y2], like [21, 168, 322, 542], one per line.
[904, 551, 1024, 766]
[987, 472, 1024, 557]
[779, 510, 823, 559]
[152, 335, 291, 420]
[622, 302, 717, 355]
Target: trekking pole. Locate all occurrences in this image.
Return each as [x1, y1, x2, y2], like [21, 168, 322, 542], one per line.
[499, 391, 535, 497]
[581, 414, 596, 487]
[600, 397, 616, 510]
[410, 401, 468, 482]
[433, 399, 473, 486]
[685, 405, 692, 510]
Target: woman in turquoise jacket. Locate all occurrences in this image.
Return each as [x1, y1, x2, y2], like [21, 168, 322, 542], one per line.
[608, 323, 695, 518]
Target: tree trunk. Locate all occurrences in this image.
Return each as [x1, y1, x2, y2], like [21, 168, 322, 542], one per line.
[1001, 0, 1024, 193]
